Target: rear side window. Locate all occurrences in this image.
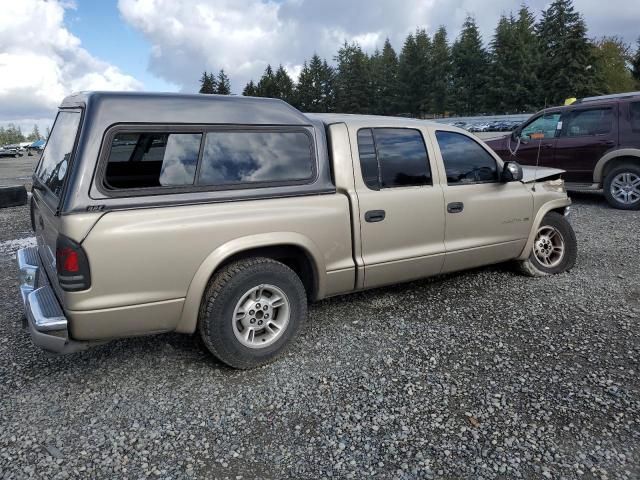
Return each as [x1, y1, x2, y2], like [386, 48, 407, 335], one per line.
[564, 108, 613, 137]
[104, 133, 202, 189]
[630, 102, 640, 132]
[435, 131, 498, 185]
[35, 110, 81, 198]
[357, 128, 431, 189]
[197, 131, 313, 186]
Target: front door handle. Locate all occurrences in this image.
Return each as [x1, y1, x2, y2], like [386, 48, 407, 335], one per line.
[447, 202, 464, 214]
[365, 210, 386, 223]
[600, 140, 615, 146]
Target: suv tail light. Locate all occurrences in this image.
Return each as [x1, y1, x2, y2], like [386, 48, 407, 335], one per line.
[56, 235, 91, 291]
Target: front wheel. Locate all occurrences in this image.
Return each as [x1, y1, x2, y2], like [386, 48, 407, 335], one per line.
[603, 164, 640, 210]
[198, 257, 307, 369]
[517, 212, 577, 277]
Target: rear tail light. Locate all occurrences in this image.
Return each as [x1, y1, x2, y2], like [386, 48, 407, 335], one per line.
[56, 235, 91, 291]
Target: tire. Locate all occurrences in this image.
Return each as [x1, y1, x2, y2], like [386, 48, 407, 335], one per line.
[517, 212, 577, 277]
[198, 257, 307, 369]
[603, 164, 640, 210]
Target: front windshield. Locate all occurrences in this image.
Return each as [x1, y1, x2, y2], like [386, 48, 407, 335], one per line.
[35, 110, 81, 199]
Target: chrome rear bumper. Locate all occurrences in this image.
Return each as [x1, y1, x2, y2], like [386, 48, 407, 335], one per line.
[17, 246, 90, 354]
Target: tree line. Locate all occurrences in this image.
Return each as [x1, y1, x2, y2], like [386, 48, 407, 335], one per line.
[198, 0, 640, 116]
[0, 124, 44, 146]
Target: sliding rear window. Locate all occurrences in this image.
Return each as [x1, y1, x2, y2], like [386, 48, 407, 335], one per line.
[35, 110, 82, 199]
[102, 128, 315, 192]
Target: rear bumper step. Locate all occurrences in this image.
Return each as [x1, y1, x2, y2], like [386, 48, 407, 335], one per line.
[17, 246, 91, 354]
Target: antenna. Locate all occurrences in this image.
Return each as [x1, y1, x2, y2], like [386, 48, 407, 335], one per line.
[531, 97, 548, 191]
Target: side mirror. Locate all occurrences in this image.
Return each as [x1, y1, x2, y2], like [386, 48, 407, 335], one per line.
[501, 161, 523, 182]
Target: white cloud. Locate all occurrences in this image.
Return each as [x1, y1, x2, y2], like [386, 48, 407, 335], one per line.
[0, 0, 141, 128]
[118, 0, 640, 95]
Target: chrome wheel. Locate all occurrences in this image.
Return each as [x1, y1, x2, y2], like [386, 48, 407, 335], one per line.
[232, 284, 290, 349]
[610, 172, 640, 205]
[533, 225, 565, 268]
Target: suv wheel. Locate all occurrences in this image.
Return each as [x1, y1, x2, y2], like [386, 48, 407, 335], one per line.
[198, 257, 307, 369]
[604, 164, 640, 210]
[517, 212, 577, 277]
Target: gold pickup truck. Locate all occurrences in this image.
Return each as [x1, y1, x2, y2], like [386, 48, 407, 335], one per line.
[17, 92, 576, 369]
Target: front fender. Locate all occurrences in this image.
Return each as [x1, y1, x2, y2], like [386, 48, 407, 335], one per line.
[517, 197, 571, 260]
[174, 232, 325, 334]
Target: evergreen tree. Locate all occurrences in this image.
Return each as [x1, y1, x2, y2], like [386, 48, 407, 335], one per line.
[430, 26, 451, 116]
[592, 37, 635, 94]
[294, 61, 315, 110]
[537, 0, 599, 104]
[256, 65, 278, 98]
[514, 6, 542, 110]
[415, 29, 433, 115]
[242, 80, 258, 96]
[294, 55, 335, 112]
[198, 71, 216, 94]
[631, 38, 640, 86]
[451, 16, 489, 114]
[27, 125, 41, 142]
[274, 65, 295, 102]
[398, 34, 423, 116]
[371, 39, 400, 115]
[215, 70, 231, 95]
[334, 42, 372, 114]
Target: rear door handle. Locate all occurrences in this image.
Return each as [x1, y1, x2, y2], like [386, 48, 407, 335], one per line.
[365, 210, 386, 223]
[600, 140, 615, 146]
[447, 202, 464, 214]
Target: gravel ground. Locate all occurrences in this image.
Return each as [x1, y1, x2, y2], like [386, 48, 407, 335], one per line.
[0, 193, 638, 479]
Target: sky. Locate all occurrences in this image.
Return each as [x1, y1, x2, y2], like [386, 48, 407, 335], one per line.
[1, 0, 639, 136]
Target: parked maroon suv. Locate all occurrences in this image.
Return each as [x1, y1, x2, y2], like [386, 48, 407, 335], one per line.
[485, 92, 640, 210]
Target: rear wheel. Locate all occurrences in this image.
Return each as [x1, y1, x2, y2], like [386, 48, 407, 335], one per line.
[603, 164, 640, 210]
[198, 257, 307, 369]
[517, 212, 577, 277]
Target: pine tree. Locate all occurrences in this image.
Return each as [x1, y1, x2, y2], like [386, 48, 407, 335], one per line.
[430, 26, 451, 116]
[294, 61, 314, 110]
[242, 80, 258, 96]
[514, 6, 542, 111]
[334, 42, 372, 114]
[537, 0, 599, 104]
[27, 124, 41, 142]
[371, 39, 400, 115]
[415, 29, 433, 115]
[274, 65, 295, 102]
[398, 34, 423, 116]
[215, 70, 231, 95]
[199, 71, 216, 94]
[256, 65, 278, 98]
[451, 16, 489, 115]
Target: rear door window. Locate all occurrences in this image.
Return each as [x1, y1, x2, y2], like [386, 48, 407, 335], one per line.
[104, 133, 202, 189]
[563, 107, 613, 137]
[35, 110, 82, 199]
[356, 128, 431, 189]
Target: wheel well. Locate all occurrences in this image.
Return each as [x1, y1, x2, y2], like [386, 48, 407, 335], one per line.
[216, 245, 318, 301]
[602, 156, 640, 181]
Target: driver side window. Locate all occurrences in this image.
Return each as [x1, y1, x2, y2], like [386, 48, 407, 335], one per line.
[435, 131, 498, 185]
[520, 113, 561, 140]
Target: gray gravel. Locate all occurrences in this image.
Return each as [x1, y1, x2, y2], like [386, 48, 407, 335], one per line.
[0, 192, 639, 479]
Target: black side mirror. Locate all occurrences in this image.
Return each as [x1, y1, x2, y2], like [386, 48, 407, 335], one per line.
[501, 161, 523, 182]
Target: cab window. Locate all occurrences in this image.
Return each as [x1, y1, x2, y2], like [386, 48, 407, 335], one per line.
[520, 113, 561, 140]
[435, 131, 498, 185]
